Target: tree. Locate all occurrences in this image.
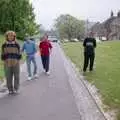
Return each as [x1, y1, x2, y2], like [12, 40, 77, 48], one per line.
[0, 0, 40, 39]
[54, 14, 85, 41]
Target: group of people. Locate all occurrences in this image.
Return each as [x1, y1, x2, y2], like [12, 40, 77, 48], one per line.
[22, 34, 52, 80]
[1, 31, 52, 94]
[0, 30, 96, 95]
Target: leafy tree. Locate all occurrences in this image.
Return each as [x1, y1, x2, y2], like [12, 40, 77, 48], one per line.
[0, 0, 40, 39]
[54, 14, 85, 41]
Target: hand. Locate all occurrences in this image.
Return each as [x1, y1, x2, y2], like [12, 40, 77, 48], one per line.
[49, 49, 52, 55]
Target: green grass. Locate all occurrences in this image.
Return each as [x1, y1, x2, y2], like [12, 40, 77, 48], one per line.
[63, 41, 120, 119]
[0, 35, 5, 80]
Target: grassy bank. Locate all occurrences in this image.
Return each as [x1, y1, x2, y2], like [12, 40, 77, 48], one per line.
[0, 35, 5, 80]
[63, 41, 120, 119]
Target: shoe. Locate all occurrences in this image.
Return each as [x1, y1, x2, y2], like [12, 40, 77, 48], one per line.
[9, 90, 14, 95]
[89, 69, 93, 72]
[46, 71, 50, 75]
[33, 74, 38, 78]
[27, 77, 32, 81]
[83, 69, 86, 72]
[14, 89, 20, 94]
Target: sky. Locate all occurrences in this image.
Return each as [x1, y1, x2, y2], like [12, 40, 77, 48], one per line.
[31, 0, 120, 30]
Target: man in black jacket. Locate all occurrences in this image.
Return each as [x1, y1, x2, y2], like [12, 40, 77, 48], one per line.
[83, 32, 96, 72]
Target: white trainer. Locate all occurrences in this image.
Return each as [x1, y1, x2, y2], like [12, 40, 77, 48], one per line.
[27, 77, 32, 81]
[46, 71, 50, 75]
[33, 74, 38, 78]
[14, 89, 20, 94]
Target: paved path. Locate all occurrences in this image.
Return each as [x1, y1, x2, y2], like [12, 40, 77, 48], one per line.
[0, 43, 106, 120]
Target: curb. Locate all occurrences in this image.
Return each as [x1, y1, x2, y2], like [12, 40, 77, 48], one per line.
[69, 61, 108, 120]
[59, 44, 107, 120]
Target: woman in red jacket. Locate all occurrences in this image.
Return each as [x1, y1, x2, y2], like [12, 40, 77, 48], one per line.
[39, 34, 52, 75]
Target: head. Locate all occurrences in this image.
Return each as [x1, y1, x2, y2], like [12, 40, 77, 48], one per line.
[30, 37, 34, 41]
[24, 34, 30, 40]
[88, 31, 94, 38]
[24, 35, 31, 43]
[40, 37, 44, 41]
[30, 37, 36, 43]
[43, 34, 48, 40]
[5, 31, 16, 41]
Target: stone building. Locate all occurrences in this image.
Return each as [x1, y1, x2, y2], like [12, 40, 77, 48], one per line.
[91, 11, 120, 40]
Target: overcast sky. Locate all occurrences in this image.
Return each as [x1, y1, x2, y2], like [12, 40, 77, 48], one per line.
[31, 0, 120, 30]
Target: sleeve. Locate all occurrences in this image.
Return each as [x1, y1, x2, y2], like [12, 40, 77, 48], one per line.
[83, 38, 86, 47]
[1, 44, 5, 61]
[94, 38, 97, 48]
[49, 42, 52, 49]
[21, 42, 25, 52]
[39, 42, 41, 49]
[17, 43, 22, 60]
[34, 43, 37, 53]
[39, 42, 42, 53]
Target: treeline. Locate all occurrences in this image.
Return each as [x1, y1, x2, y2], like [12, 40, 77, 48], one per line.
[54, 14, 85, 41]
[0, 0, 40, 39]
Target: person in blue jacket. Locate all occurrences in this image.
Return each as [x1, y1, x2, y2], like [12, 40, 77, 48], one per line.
[22, 37, 38, 80]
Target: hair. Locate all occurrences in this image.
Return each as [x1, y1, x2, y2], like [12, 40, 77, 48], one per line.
[44, 33, 48, 38]
[89, 31, 94, 36]
[5, 30, 16, 41]
[40, 36, 44, 41]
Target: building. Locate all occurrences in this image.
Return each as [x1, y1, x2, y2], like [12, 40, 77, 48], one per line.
[91, 11, 120, 40]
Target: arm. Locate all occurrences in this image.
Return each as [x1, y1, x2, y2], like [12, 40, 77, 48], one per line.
[16, 43, 22, 60]
[49, 42, 52, 54]
[94, 38, 97, 48]
[21, 43, 25, 53]
[39, 42, 42, 55]
[33, 43, 37, 53]
[83, 38, 86, 47]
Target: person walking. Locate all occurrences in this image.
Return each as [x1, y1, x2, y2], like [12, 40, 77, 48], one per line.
[39, 34, 52, 75]
[22, 36, 37, 80]
[83, 32, 96, 72]
[1, 31, 22, 94]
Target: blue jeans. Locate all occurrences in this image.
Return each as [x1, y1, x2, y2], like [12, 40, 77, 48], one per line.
[26, 55, 37, 77]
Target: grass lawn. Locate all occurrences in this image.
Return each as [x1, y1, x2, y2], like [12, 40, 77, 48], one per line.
[0, 35, 5, 80]
[63, 41, 120, 119]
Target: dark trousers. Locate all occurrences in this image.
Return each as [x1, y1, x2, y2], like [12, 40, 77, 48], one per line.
[83, 53, 95, 72]
[4, 64, 20, 91]
[41, 55, 50, 72]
